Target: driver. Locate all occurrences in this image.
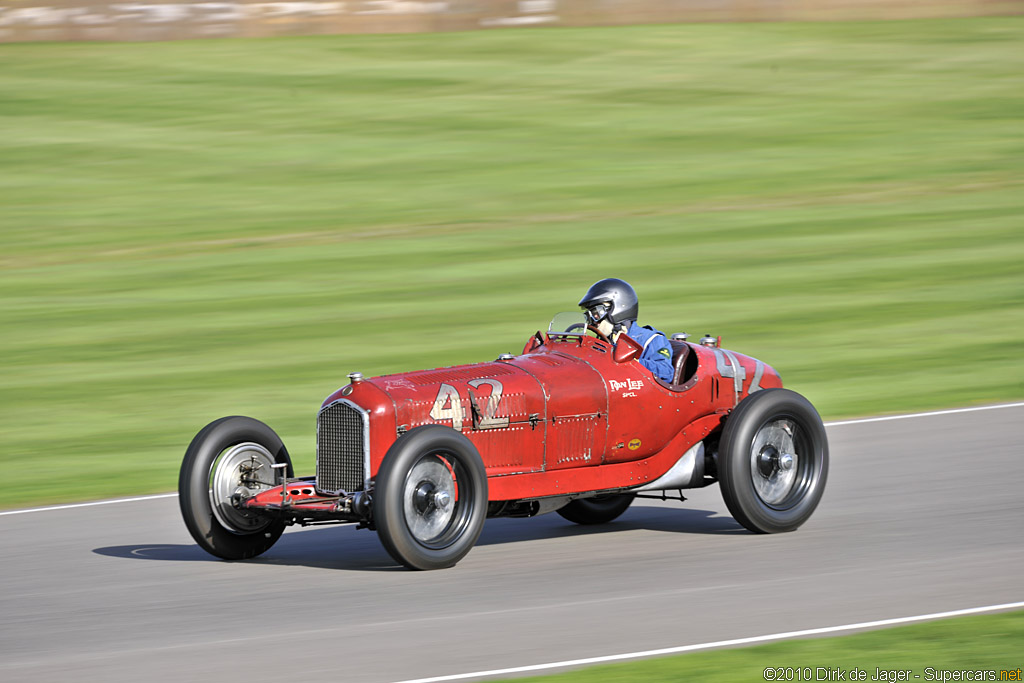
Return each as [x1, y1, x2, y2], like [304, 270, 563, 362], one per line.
[578, 278, 674, 382]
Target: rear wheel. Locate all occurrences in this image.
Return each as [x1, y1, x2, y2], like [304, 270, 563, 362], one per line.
[557, 493, 635, 525]
[718, 389, 828, 533]
[375, 425, 488, 570]
[179, 416, 292, 560]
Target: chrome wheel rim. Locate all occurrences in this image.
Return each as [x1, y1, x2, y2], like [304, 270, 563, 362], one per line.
[209, 442, 278, 534]
[402, 454, 468, 548]
[749, 419, 804, 508]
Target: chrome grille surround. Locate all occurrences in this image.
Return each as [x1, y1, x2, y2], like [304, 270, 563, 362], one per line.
[316, 399, 369, 495]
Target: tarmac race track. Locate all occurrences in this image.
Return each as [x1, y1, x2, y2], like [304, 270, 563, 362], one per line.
[1, 404, 1022, 683]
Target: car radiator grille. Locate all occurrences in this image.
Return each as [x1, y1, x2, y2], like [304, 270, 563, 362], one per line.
[316, 401, 366, 494]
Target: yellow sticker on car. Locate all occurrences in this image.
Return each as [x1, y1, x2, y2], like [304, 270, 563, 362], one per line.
[628, 438, 642, 450]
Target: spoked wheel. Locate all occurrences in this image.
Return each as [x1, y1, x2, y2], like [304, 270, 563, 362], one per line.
[719, 389, 828, 533]
[179, 416, 292, 560]
[557, 493, 635, 525]
[375, 425, 488, 570]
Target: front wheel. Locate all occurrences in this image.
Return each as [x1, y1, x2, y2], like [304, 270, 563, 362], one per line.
[375, 425, 488, 570]
[718, 389, 828, 533]
[179, 416, 292, 560]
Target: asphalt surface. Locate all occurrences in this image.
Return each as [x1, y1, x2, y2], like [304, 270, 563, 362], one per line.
[1, 405, 1022, 683]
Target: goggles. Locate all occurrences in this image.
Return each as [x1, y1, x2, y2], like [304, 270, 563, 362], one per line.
[583, 302, 611, 325]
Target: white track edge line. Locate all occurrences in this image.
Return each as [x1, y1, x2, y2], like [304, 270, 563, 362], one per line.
[391, 601, 1024, 683]
[823, 401, 1024, 427]
[0, 493, 179, 516]
[3, 401, 1022, 517]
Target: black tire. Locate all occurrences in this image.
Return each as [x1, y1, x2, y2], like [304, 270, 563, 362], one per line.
[556, 493, 636, 525]
[375, 425, 488, 570]
[179, 416, 293, 560]
[718, 388, 828, 533]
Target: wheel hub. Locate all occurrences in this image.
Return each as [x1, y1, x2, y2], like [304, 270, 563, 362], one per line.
[412, 481, 452, 513]
[413, 481, 436, 513]
[403, 456, 458, 544]
[749, 420, 801, 507]
[757, 445, 778, 477]
[757, 445, 795, 476]
[210, 443, 279, 534]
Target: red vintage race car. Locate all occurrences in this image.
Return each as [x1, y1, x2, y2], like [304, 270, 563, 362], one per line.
[179, 313, 829, 570]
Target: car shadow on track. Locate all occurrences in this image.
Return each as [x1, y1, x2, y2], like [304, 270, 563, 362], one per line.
[477, 506, 745, 547]
[92, 528, 398, 571]
[93, 506, 743, 571]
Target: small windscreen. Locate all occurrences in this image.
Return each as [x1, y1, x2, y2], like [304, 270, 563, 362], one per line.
[548, 312, 587, 335]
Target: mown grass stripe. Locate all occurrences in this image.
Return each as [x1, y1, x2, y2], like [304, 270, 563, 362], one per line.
[1, 18, 1022, 507]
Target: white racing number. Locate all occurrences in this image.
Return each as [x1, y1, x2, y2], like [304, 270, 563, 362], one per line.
[713, 348, 746, 395]
[428, 379, 509, 431]
[468, 378, 510, 429]
[429, 383, 464, 431]
[713, 349, 765, 399]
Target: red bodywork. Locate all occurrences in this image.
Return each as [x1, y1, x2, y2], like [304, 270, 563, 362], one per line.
[294, 331, 782, 504]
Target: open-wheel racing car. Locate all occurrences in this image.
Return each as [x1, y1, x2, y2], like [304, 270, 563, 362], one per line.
[180, 313, 829, 570]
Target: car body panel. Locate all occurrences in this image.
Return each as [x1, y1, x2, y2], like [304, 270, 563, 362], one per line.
[318, 330, 781, 502]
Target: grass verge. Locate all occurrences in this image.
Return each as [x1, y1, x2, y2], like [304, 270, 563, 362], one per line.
[506, 609, 1024, 682]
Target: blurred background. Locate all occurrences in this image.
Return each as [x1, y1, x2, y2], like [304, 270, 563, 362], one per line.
[1, 4, 1022, 507]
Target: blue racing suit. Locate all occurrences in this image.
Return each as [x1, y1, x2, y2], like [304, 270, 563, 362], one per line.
[625, 321, 674, 382]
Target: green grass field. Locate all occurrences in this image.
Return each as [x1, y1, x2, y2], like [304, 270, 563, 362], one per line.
[506, 609, 1024, 682]
[1, 18, 1023, 507]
